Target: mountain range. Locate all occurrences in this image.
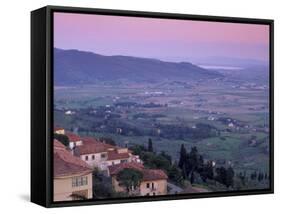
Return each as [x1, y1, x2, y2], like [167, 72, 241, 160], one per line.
[54, 48, 223, 85]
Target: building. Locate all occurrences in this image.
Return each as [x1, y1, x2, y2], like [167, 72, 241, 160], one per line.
[75, 137, 141, 171]
[106, 149, 130, 166]
[76, 137, 115, 171]
[53, 140, 93, 201]
[65, 110, 75, 115]
[106, 147, 141, 167]
[65, 132, 83, 146]
[54, 127, 65, 135]
[108, 162, 168, 196]
[140, 168, 168, 196]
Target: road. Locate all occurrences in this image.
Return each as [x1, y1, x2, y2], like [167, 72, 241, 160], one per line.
[167, 182, 184, 194]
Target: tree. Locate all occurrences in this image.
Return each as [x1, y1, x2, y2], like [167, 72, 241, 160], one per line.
[129, 144, 147, 156]
[198, 155, 204, 171]
[215, 167, 227, 186]
[148, 138, 153, 152]
[178, 144, 187, 169]
[116, 169, 143, 193]
[226, 167, 235, 188]
[258, 172, 264, 182]
[189, 147, 199, 171]
[99, 137, 116, 146]
[168, 164, 184, 186]
[160, 151, 172, 164]
[251, 171, 257, 180]
[190, 171, 195, 184]
[178, 144, 189, 179]
[54, 133, 69, 147]
[215, 166, 234, 188]
[200, 160, 214, 182]
[238, 172, 246, 186]
[142, 151, 170, 172]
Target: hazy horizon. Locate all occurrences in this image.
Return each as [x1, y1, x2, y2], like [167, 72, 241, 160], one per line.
[54, 47, 268, 68]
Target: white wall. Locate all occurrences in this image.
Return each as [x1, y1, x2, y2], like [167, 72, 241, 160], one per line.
[81, 153, 108, 170]
[0, 0, 279, 213]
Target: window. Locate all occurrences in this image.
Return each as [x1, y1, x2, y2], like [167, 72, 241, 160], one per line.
[146, 193, 150, 196]
[85, 155, 88, 161]
[101, 153, 107, 158]
[146, 183, 150, 188]
[120, 159, 127, 163]
[92, 155, 95, 160]
[152, 182, 155, 189]
[72, 176, 88, 187]
[153, 192, 156, 196]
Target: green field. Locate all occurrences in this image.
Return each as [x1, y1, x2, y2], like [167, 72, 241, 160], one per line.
[54, 80, 270, 190]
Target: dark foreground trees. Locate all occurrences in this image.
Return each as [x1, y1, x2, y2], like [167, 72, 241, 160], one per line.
[116, 169, 143, 193]
[178, 144, 234, 188]
[54, 133, 69, 147]
[215, 166, 234, 188]
[148, 138, 153, 152]
[130, 142, 184, 186]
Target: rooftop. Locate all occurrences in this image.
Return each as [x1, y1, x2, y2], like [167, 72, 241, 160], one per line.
[54, 140, 92, 178]
[54, 126, 64, 132]
[142, 169, 168, 181]
[108, 162, 144, 175]
[65, 132, 81, 142]
[77, 137, 114, 155]
[107, 150, 130, 161]
[108, 162, 168, 181]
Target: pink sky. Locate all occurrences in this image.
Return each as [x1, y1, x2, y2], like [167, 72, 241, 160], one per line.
[54, 12, 269, 63]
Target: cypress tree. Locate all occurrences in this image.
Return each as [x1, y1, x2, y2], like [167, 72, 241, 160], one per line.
[178, 144, 187, 169]
[226, 166, 235, 188]
[178, 144, 188, 179]
[190, 171, 195, 184]
[148, 138, 153, 152]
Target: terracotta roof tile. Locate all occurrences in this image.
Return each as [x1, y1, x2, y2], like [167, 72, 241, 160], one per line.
[66, 132, 81, 142]
[142, 169, 168, 181]
[77, 137, 114, 155]
[54, 126, 64, 131]
[108, 162, 168, 181]
[107, 150, 130, 161]
[54, 139, 66, 149]
[54, 140, 92, 177]
[108, 162, 144, 175]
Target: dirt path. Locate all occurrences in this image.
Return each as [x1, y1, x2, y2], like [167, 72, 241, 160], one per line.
[182, 185, 210, 193]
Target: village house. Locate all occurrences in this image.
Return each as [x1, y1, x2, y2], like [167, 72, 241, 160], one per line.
[65, 132, 83, 146]
[108, 162, 168, 196]
[106, 147, 142, 167]
[54, 127, 65, 135]
[54, 126, 83, 147]
[75, 137, 141, 172]
[53, 140, 93, 201]
[75, 137, 113, 171]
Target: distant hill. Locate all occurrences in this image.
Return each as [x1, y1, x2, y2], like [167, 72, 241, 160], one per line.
[213, 65, 269, 84]
[54, 48, 223, 85]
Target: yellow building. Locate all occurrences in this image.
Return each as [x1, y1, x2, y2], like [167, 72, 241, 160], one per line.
[108, 162, 168, 196]
[53, 140, 93, 201]
[54, 127, 65, 135]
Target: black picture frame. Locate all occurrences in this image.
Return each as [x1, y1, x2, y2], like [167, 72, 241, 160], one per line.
[31, 5, 274, 208]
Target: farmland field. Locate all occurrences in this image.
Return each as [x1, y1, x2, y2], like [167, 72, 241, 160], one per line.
[54, 76, 270, 184]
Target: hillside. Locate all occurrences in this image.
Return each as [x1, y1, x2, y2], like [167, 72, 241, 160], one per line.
[54, 48, 223, 85]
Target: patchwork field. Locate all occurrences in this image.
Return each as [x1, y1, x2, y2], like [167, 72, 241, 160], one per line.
[54, 78, 270, 182]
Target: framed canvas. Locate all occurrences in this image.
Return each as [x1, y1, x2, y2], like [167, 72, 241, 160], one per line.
[31, 5, 274, 208]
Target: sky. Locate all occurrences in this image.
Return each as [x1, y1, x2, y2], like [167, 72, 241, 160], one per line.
[54, 12, 270, 64]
